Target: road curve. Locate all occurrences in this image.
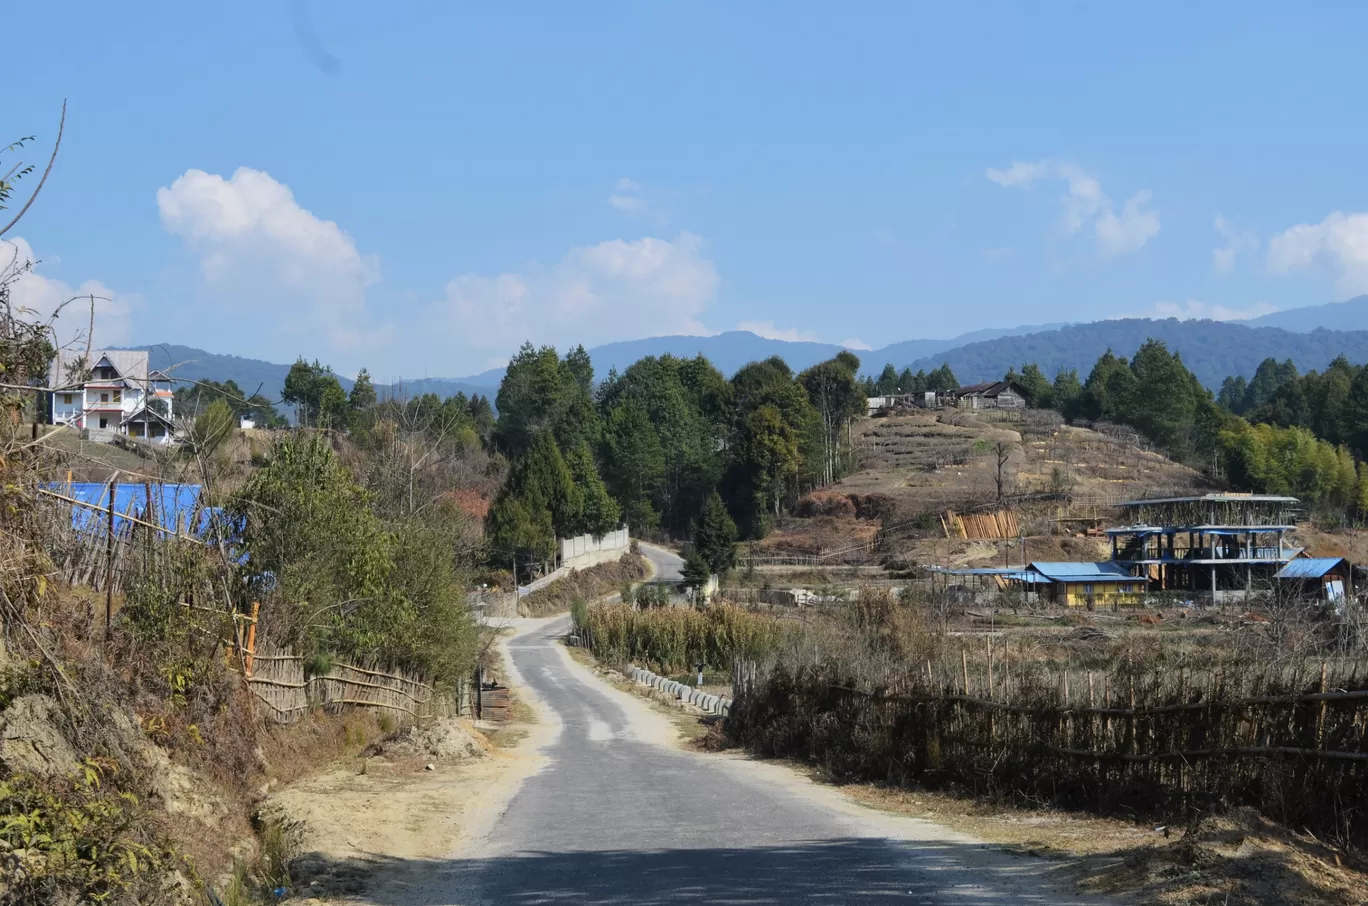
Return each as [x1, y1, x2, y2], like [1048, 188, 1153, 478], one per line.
[637, 541, 684, 583]
[412, 618, 1114, 905]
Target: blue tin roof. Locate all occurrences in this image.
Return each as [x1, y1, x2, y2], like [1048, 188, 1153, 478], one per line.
[1275, 558, 1347, 580]
[1029, 561, 1137, 582]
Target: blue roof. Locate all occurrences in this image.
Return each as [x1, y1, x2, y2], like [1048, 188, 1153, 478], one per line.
[1275, 558, 1347, 580]
[1029, 561, 1137, 582]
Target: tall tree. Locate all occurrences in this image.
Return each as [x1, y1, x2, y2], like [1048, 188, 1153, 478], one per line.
[493, 343, 599, 457]
[349, 367, 377, 413]
[799, 354, 864, 486]
[875, 363, 899, 395]
[1052, 368, 1083, 419]
[282, 359, 348, 428]
[1016, 364, 1053, 409]
[565, 441, 621, 536]
[926, 363, 959, 392]
[601, 400, 666, 532]
[692, 490, 738, 575]
[737, 404, 801, 522]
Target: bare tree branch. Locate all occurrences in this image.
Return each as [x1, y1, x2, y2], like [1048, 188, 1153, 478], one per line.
[0, 99, 66, 238]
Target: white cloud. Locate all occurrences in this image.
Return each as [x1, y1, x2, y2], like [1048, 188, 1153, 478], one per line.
[985, 161, 1050, 187]
[840, 337, 873, 351]
[735, 321, 820, 343]
[985, 159, 1160, 257]
[1, 237, 134, 349]
[1212, 215, 1259, 275]
[1095, 190, 1160, 257]
[608, 194, 645, 213]
[1268, 211, 1368, 297]
[1121, 298, 1278, 322]
[157, 167, 384, 353]
[433, 232, 718, 356]
[606, 177, 677, 220]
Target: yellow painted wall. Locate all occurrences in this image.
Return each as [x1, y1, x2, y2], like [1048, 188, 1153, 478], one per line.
[1059, 581, 1145, 607]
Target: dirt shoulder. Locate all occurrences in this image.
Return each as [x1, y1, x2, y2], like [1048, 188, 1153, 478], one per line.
[270, 623, 557, 905]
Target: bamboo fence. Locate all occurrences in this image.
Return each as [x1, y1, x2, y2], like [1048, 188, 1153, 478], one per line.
[729, 653, 1368, 842]
[245, 645, 463, 725]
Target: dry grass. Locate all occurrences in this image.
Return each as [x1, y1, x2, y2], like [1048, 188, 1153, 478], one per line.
[840, 784, 1368, 906]
[843, 410, 1206, 517]
[518, 554, 649, 616]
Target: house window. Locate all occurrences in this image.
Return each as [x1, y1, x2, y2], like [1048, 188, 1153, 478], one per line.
[129, 423, 144, 437]
[61, 393, 72, 404]
[100, 392, 109, 403]
[1084, 584, 1094, 596]
[98, 417, 108, 429]
[112, 389, 122, 403]
[150, 424, 166, 438]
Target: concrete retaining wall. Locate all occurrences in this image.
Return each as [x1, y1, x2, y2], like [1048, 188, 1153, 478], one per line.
[625, 664, 732, 717]
[559, 527, 630, 570]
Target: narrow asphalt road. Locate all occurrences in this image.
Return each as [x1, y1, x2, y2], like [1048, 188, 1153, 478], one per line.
[638, 541, 684, 582]
[371, 618, 1114, 905]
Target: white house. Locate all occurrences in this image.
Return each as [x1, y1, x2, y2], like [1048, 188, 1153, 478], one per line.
[49, 350, 178, 445]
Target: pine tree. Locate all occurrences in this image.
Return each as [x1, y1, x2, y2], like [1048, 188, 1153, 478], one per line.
[692, 491, 738, 575]
[349, 368, 377, 412]
[566, 441, 621, 535]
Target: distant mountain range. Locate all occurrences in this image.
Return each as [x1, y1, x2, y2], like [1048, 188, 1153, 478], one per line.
[1246, 294, 1368, 333]
[895, 320, 1368, 389]
[129, 300, 1368, 409]
[134, 344, 497, 409]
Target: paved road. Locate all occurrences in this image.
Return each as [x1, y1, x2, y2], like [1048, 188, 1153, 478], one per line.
[638, 541, 684, 582]
[381, 618, 1113, 905]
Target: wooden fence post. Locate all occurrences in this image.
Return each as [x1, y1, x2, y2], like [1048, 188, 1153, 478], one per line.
[245, 602, 259, 677]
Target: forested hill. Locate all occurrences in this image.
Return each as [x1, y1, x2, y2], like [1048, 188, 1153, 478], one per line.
[899, 320, 1368, 388]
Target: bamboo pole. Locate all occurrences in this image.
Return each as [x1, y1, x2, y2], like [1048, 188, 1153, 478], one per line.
[104, 474, 117, 645]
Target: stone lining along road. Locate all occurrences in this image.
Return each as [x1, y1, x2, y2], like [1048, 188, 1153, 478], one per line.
[334, 615, 1116, 905]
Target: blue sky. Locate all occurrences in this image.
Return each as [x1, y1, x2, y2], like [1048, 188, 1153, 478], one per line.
[7, 2, 1368, 379]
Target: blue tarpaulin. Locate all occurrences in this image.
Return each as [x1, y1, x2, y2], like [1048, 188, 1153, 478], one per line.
[48, 482, 233, 541]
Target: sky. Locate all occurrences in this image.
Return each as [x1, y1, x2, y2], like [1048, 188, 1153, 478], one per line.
[7, 2, 1368, 380]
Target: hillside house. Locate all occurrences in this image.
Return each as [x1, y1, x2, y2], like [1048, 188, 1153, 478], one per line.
[951, 380, 1025, 410]
[48, 350, 178, 445]
[1107, 494, 1300, 603]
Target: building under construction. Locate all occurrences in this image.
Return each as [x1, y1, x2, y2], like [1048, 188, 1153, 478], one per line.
[1107, 494, 1300, 601]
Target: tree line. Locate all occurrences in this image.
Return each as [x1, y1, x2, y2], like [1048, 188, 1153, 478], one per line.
[484, 343, 867, 578]
[1000, 342, 1366, 512]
